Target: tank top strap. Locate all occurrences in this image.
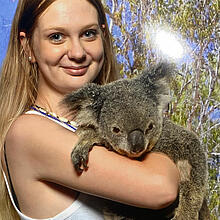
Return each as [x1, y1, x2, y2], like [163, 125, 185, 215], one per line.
[25, 110, 77, 132]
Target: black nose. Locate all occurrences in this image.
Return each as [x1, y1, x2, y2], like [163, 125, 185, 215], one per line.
[127, 130, 145, 153]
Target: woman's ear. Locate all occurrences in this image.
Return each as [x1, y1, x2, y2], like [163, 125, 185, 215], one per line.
[19, 31, 36, 63]
[101, 24, 106, 36]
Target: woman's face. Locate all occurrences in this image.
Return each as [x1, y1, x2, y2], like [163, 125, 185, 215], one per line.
[31, 0, 104, 96]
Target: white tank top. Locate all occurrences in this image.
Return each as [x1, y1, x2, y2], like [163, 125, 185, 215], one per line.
[3, 110, 106, 220]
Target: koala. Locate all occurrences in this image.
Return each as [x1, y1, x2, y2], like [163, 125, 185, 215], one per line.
[62, 63, 209, 220]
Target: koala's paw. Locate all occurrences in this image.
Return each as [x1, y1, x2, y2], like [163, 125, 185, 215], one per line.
[71, 144, 91, 173]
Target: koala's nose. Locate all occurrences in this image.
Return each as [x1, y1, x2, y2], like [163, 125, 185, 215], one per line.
[127, 129, 145, 154]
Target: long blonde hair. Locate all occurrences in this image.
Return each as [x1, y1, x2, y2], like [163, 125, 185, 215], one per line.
[0, 0, 117, 219]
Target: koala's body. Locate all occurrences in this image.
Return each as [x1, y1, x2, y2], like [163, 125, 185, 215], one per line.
[63, 63, 209, 220]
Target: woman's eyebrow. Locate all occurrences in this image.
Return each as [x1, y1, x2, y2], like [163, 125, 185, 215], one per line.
[42, 24, 100, 32]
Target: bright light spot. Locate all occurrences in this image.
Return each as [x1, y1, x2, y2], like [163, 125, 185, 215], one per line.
[155, 30, 184, 59]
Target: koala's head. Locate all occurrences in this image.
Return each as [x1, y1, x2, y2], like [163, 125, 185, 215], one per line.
[98, 94, 163, 157]
[63, 62, 173, 158]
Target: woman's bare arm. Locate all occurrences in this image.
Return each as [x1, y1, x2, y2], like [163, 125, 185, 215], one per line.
[5, 114, 180, 210]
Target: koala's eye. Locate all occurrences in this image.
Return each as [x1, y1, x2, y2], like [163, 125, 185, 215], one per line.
[145, 122, 154, 134]
[148, 122, 154, 130]
[112, 127, 121, 134]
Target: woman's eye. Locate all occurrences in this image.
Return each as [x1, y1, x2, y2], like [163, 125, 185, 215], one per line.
[49, 33, 63, 43]
[82, 29, 98, 40]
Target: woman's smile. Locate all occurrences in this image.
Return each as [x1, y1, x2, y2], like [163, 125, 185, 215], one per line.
[61, 65, 89, 76]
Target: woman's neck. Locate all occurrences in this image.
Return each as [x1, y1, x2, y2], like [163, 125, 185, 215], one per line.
[34, 94, 72, 121]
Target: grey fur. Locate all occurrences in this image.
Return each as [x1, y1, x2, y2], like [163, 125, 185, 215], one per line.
[62, 63, 209, 220]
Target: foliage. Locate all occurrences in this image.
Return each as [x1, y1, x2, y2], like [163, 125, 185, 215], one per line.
[103, 0, 219, 219]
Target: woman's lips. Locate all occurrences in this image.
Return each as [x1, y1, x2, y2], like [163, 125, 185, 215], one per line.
[62, 65, 89, 76]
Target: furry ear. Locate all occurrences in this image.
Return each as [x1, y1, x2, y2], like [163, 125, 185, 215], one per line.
[61, 83, 103, 125]
[153, 63, 173, 112]
[140, 62, 175, 113]
[141, 62, 174, 85]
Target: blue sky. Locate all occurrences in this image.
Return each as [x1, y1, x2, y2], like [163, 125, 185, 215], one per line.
[0, 0, 17, 66]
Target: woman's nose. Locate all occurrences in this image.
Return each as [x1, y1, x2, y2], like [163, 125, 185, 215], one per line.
[67, 39, 86, 62]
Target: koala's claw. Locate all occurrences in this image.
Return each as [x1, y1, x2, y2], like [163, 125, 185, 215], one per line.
[74, 162, 88, 173]
[72, 153, 89, 173]
[71, 146, 90, 173]
[72, 156, 88, 173]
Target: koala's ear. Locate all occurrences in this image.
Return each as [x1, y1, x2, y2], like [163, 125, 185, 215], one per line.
[142, 62, 174, 84]
[154, 63, 174, 112]
[141, 62, 175, 112]
[62, 83, 103, 121]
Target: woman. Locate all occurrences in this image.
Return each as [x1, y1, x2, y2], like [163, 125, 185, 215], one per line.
[0, 0, 180, 219]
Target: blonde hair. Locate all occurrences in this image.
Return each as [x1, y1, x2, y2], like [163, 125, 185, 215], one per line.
[0, 0, 117, 219]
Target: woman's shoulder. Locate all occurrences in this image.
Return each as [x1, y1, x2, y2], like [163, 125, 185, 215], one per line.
[5, 113, 77, 157]
[8, 113, 73, 138]
[6, 114, 43, 144]
[4, 112, 79, 178]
